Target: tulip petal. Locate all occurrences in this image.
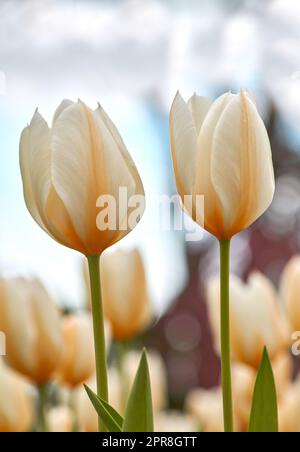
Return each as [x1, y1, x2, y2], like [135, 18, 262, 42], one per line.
[52, 99, 74, 124]
[187, 94, 212, 134]
[211, 92, 274, 234]
[194, 93, 233, 236]
[51, 101, 144, 255]
[169, 92, 197, 198]
[19, 111, 52, 233]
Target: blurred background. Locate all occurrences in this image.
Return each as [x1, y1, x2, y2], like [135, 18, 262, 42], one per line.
[1, 0, 300, 431]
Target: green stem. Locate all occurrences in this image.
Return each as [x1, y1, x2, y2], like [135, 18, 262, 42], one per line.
[69, 390, 78, 433]
[115, 341, 129, 411]
[38, 384, 48, 432]
[87, 255, 108, 432]
[219, 239, 234, 433]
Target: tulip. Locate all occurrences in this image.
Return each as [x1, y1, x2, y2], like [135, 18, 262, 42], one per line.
[170, 90, 275, 432]
[169, 91, 274, 239]
[100, 248, 152, 341]
[20, 100, 145, 429]
[207, 272, 289, 368]
[0, 358, 34, 432]
[19, 100, 145, 256]
[280, 256, 300, 332]
[0, 277, 62, 384]
[57, 313, 95, 387]
[278, 380, 300, 432]
[48, 406, 73, 432]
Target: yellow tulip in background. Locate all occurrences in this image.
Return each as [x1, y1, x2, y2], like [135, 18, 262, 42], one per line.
[101, 248, 152, 341]
[207, 272, 289, 368]
[57, 313, 95, 388]
[170, 90, 275, 432]
[280, 255, 300, 332]
[0, 277, 62, 384]
[0, 358, 34, 432]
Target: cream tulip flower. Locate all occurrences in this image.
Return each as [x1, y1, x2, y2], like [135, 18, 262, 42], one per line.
[280, 256, 300, 332]
[278, 380, 300, 432]
[19, 100, 145, 256]
[100, 248, 152, 341]
[0, 277, 62, 383]
[207, 272, 289, 368]
[169, 90, 274, 239]
[0, 358, 34, 432]
[57, 313, 95, 387]
[185, 387, 241, 432]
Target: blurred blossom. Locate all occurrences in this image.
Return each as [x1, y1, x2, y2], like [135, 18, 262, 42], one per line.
[185, 362, 256, 432]
[185, 387, 239, 432]
[56, 313, 95, 388]
[278, 379, 300, 432]
[122, 350, 167, 413]
[100, 248, 153, 341]
[207, 272, 289, 367]
[272, 352, 293, 399]
[263, 175, 300, 238]
[0, 358, 34, 432]
[280, 255, 300, 332]
[75, 368, 122, 432]
[169, 90, 274, 239]
[154, 411, 198, 433]
[0, 277, 62, 383]
[47, 405, 73, 433]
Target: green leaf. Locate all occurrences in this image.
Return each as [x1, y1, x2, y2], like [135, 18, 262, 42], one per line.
[84, 384, 123, 432]
[248, 347, 278, 432]
[122, 349, 153, 432]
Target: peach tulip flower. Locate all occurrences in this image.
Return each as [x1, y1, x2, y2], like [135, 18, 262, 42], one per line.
[100, 248, 152, 341]
[47, 406, 73, 433]
[280, 256, 300, 332]
[0, 277, 62, 383]
[20, 100, 145, 256]
[207, 272, 289, 368]
[0, 358, 34, 432]
[169, 91, 274, 239]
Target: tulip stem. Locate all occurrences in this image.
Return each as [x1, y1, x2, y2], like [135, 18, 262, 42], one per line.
[87, 254, 108, 432]
[38, 384, 49, 432]
[219, 239, 234, 433]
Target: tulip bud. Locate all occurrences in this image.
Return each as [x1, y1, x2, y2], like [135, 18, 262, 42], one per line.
[57, 313, 95, 387]
[280, 256, 300, 332]
[207, 272, 289, 367]
[100, 248, 152, 341]
[0, 358, 34, 432]
[0, 277, 62, 383]
[19, 100, 144, 256]
[48, 406, 73, 432]
[169, 91, 274, 239]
